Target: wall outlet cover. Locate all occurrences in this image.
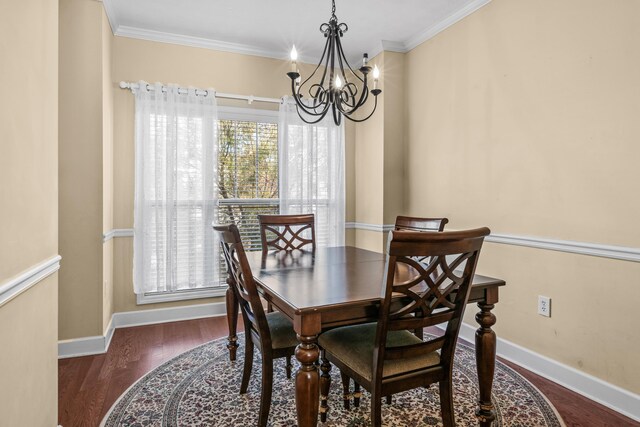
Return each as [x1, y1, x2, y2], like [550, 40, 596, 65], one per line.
[538, 295, 551, 317]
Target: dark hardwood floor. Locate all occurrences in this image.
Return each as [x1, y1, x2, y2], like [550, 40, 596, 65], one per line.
[58, 316, 638, 427]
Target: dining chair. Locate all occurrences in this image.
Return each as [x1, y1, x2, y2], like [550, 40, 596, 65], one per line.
[395, 215, 449, 232]
[258, 213, 316, 252]
[395, 215, 449, 339]
[257, 213, 316, 381]
[213, 223, 299, 427]
[318, 227, 490, 426]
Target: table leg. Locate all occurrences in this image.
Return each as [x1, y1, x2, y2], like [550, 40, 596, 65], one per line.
[225, 285, 239, 361]
[475, 302, 497, 426]
[295, 333, 320, 427]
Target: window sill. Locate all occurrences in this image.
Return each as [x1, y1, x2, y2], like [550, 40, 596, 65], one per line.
[136, 287, 227, 305]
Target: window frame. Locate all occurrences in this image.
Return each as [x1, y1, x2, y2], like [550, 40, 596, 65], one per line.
[137, 105, 280, 305]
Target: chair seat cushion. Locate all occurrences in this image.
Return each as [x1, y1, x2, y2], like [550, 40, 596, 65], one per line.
[318, 323, 440, 382]
[265, 311, 298, 350]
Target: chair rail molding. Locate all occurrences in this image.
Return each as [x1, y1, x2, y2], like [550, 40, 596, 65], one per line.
[103, 228, 134, 242]
[346, 223, 640, 263]
[485, 233, 640, 263]
[345, 222, 394, 233]
[0, 255, 61, 307]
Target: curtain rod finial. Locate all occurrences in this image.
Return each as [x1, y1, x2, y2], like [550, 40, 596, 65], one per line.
[119, 81, 129, 89]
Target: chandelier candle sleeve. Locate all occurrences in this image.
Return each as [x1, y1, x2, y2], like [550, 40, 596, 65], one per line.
[290, 46, 298, 72]
[286, 0, 382, 125]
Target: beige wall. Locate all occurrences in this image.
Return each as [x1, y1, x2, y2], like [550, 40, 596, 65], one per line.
[102, 7, 115, 334]
[0, 0, 59, 424]
[405, 0, 640, 393]
[59, 0, 108, 339]
[0, 275, 58, 426]
[352, 51, 406, 251]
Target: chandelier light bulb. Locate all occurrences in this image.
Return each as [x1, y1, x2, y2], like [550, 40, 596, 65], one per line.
[335, 76, 343, 89]
[373, 65, 380, 80]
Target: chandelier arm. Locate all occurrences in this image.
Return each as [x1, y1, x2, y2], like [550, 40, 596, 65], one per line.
[295, 102, 331, 124]
[332, 102, 342, 126]
[290, 79, 332, 117]
[340, 87, 358, 110]
[328, 29, 336, 98]
[340, 96, 379, 123]
[351, 73, 370, 110]
[335, 45, 358, 107]
[300, 35, 331, 96]
[336, 35, 364, 84]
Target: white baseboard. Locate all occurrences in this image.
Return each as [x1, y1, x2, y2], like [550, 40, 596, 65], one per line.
[455, 322, 640, 422]
[111, 301, 226, 329]
[58, 334, 111, 359]
[58, 302, 225, 359]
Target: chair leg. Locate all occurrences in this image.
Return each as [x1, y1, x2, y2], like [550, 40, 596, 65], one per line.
[439, 376, 455, 427]
[386, 395, 392, 404]
[240, 339, 254, 394]
[414, 327, 423, 339]
[340, 371, 351, 410]
[353, 382, 361, 408]
[258, 357, 274, 427]
[267, 301, 274, 313]
[285, 355, 292, 379]
[320, 352, 332, 422]
[371, 390, 382, 427]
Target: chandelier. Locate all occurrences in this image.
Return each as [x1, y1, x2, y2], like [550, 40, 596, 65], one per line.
[286, 0, 381, 125]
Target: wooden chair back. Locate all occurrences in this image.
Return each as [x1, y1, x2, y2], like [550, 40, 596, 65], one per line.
[374, 228, 490, 381]
[213, 223, 272, 352]
[395, 215, 449, 232]
[258, 214, 316, 252]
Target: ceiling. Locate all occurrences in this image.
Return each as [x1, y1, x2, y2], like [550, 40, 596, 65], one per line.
[103, 0, 490, 63]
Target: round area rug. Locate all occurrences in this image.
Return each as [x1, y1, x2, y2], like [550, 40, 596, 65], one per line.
[101, 334, 565, 427]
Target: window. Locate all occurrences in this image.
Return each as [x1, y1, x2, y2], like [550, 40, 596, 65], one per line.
[217, 107, 279, 254]
[137, 106, 279, 304]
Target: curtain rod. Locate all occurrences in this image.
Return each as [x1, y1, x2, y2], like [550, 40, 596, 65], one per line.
[119, 81, 282, 105]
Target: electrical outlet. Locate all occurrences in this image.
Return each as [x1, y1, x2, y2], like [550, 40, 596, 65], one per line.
[538, 295, 551, 317]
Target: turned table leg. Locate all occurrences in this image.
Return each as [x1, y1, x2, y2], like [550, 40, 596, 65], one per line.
[225, 284, 239, 361]
[475, 301, 497, 426]
[295, 334, 320, 427]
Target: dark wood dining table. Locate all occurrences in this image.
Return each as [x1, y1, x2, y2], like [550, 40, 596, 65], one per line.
[224, 246, 505, 427]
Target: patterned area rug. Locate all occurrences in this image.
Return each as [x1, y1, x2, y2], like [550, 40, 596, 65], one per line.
[101, 333, 565, 426]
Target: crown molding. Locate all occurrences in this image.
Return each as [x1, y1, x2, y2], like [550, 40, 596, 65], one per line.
[115, 26, 291, 61]
[102, 0, 492, 62]
[404, 0, 492, 51]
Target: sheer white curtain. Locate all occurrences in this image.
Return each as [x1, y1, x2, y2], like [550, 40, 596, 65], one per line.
[278, 98, 345, 247]
[133, 82, 219, 294]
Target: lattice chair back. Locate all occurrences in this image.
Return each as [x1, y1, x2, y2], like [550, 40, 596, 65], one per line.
[394, 215, 449, 275]
[213, 223, 272, 349]
[258, 214, 316, 252]
[373, 228, 490, 380]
